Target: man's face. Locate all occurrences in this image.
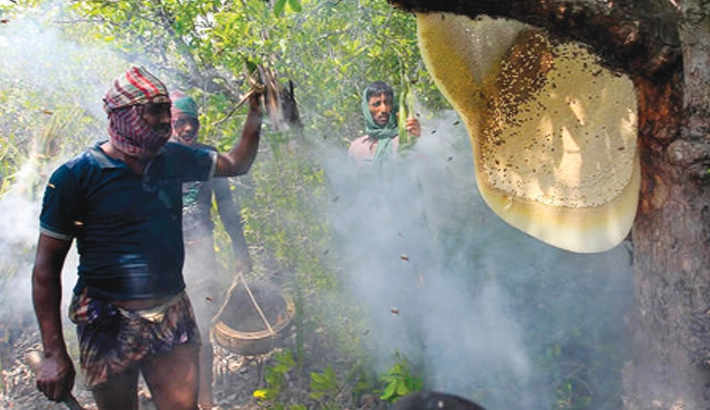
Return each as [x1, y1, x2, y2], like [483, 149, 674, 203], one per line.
[368, 93, 393, 127]
[141, 102, 172, 139]
[172, 113, 200, 144]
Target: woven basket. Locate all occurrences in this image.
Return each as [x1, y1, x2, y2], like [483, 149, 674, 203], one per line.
[211, 281, 295, 356]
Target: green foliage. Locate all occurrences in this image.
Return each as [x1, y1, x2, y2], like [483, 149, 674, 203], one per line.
[273, 0, 302, 17]
[397, 76, 416, 151]
[68, 0, 448, 145]
[309, 365, 339, 400]
[379, 351, 424, 403]
[254, 349, 297, 401]
[0, 2, 121, 193]
[254, 348, 380, 409]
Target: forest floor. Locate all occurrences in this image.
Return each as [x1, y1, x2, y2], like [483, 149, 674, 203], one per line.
[0, 318, 387, 410]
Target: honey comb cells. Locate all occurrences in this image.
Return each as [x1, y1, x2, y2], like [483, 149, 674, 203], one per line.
[417, 13, 640, 253]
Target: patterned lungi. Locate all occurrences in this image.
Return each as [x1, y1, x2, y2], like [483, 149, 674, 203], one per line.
[68, 290, 201, 388]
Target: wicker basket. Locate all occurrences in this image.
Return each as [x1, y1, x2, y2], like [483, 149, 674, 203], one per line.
[211, 280, 295, 356]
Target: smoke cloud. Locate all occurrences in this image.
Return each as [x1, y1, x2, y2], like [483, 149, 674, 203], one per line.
[0, 4, 119, 334]
[324, 112, 634, 409]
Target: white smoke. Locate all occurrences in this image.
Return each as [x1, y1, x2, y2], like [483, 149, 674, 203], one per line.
[0, 4, 118, 332]
[324, 110, 633, 409]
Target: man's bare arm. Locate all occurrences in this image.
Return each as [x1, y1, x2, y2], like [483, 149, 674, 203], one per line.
[214, 93, 263, 177]
[32, 233, 75, 402]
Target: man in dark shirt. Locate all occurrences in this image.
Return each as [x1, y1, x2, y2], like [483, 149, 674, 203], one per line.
[31, 66, 263, 410]
[170, 90, 253, 409]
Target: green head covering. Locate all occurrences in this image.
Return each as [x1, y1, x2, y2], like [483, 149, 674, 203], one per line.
[170, 90, 199, 118]
[170, 90, 200, 144]
[361, 86, 399, 163]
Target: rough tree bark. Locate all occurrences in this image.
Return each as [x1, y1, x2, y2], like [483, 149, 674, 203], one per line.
[386, 0, 710, 408]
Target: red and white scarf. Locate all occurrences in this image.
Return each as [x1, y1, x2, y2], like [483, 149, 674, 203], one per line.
[107, 105, 170, 159]
[103, 66, 171, 159]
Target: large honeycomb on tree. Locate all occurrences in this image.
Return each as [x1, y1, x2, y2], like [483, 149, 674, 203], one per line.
[417, 13, 639, 253]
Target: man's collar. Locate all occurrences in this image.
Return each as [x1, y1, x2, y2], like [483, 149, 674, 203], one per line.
[89, 141, 167, 169]
[89, 141, 119, 169]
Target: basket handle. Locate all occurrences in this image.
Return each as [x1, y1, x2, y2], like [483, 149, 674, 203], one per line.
[213, 271, 277, 337]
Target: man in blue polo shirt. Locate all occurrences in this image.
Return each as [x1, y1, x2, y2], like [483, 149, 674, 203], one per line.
[31, 66, 263, 410]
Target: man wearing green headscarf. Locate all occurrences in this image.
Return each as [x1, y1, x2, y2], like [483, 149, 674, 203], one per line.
[348, 81, 421, 166]
[170, 90, 253, 410]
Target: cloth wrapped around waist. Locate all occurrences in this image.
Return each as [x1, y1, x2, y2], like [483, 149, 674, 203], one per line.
[69, 290, 186, 324]
[68, 290, 201, 387]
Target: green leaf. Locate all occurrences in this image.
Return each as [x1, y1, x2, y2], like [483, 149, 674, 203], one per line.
[397, 91, 408, 147]
[381, 381, 397, 400]
[396, 380, 410, 396]
[311, 372, 326, 384]
[244, 59, 258, 75]
[397, 80, 412, 150]
[287, 0, 303, 12]
[274, 0, 287, 17]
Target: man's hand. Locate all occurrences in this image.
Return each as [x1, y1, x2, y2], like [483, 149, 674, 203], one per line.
[406, 116, 421, 137]
[248, 90, 262, 112]
[214, 88, 263, 177]
[36, 351, 76, 402]
[32, 233, 75, 402]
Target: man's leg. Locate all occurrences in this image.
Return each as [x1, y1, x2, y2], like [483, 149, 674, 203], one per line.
[198, 343, 215, 409]
[184, 239, 222, 409]
[141, 343, 200, 410]
[91, 366, 140, 410]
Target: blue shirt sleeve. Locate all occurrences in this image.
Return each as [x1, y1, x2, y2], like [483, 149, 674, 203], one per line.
[39, 164, 82, 241]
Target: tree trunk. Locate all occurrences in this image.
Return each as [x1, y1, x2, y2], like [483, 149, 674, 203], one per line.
[387, 0, 710, 408]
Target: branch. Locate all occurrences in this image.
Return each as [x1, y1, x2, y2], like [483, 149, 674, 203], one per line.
[387, 0, 681, 80]
[152, 0, 244, 101]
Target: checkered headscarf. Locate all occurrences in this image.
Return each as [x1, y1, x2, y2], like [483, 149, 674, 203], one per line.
[103, 66, 170, 113]
[103, 66, 171, 159]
